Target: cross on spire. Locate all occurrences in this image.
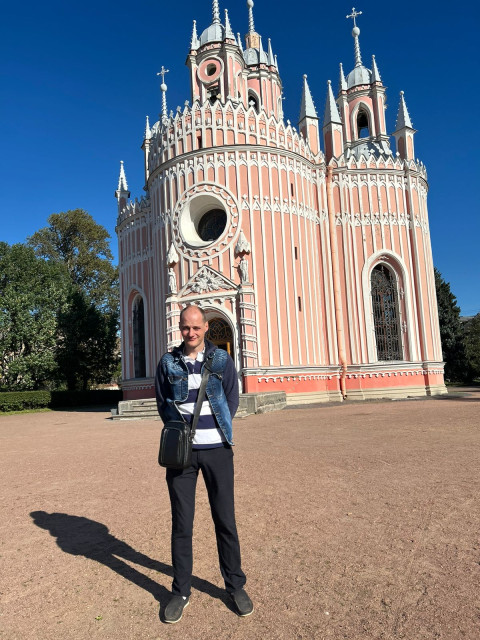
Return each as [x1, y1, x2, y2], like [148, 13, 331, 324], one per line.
[346, 7, 362, 27]
[157, 66, 169, 84]
[157, 66, 169, 122]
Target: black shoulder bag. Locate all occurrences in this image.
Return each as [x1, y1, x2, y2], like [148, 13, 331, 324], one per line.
[158, 366, 211, 469]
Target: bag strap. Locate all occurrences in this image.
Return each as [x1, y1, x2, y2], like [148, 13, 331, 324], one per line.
[189, 364, 212, 442]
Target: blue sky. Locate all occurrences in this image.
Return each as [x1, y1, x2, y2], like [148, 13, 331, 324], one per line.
[2, 0, 479, 315]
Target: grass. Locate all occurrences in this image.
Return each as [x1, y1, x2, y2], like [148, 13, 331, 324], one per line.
[0, 408, 53, 416]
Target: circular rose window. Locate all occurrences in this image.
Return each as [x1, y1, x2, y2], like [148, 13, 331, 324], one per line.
[198, 209, 227, 241]
[179, 194, 229, 248]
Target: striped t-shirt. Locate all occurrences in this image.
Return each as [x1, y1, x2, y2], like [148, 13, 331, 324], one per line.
[178, 350, 226, 449]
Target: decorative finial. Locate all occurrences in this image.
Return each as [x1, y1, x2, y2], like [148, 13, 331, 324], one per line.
[346, 7, 363, 67]
[339, 63, 347, 91]
[324, 79, 342, 126]
[117, 161, 129, 192]
[395, 91, 414, 130]
[212, 0, 220, 25]
[268, 38, 275, 66]
[225, 9, 235, 39]
[237, 32, 244, 52]
[145, 115, 151, 140]
[299, 74, 318, 122]
[371, 54, 381, 83]
[191, 20, 199, 49]
[157, 66, 169, 122]
[247, 0, 255, 33]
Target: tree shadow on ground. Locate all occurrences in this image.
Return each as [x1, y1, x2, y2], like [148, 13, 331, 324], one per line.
[30, 511, 235, 617]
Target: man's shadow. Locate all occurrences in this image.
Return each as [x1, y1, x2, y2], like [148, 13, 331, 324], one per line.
[30, 511, 235, 616]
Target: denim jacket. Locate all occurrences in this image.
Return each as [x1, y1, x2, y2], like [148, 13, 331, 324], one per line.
[155, 339, 239, 445]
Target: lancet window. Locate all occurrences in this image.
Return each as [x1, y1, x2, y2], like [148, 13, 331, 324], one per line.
[133, 296, 146, 378]
[357, 109, 370, 139]
[371, 264, 403, 361]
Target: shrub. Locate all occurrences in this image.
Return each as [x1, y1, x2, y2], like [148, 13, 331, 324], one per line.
[0, 391, 51, 412]
[49, 390, 122, 408]
[0, 390, 122, 412]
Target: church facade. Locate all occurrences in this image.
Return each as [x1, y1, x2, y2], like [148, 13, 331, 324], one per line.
[115, 2, 446, 403]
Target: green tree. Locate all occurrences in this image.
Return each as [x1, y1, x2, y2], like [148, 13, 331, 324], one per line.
[27, 210, 119, 390]
[56, 289, 119, 391]
[434, 268, 467, 382]
[28, 209, 118, 311]
[0, 243, 69, 390]
[462, 314, 480, 382]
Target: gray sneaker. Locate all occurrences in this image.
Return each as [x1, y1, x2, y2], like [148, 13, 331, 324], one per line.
[230, 589, 254, 616]
[163, 595, 189, 624]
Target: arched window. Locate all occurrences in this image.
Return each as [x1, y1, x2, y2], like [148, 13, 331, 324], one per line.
[371, 265, 403, 361]
[133, 297, 146, 378]
[248, 92, 259, 114]
[357, 109, 370, 138]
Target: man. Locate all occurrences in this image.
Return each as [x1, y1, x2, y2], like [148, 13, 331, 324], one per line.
[155, 305, 253, 623]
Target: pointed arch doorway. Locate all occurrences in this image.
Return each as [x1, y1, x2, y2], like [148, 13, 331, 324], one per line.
[206, 316, 234, 360]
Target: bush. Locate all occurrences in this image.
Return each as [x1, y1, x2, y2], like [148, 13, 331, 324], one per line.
[0, 391, 51, 412]
[49, 390, 122, 408]
[0, 390, 122, 412]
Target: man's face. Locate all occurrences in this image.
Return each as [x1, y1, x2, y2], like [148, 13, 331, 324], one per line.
[180, 307, 209, 354]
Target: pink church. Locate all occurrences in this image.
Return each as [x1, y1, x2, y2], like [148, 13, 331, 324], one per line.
[115, 2, 446, 404]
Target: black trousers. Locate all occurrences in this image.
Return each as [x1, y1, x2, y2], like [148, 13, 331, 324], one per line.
[166, 446, 247, 597]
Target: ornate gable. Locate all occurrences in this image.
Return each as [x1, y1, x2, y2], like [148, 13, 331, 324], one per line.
[179, 265, 237, 297]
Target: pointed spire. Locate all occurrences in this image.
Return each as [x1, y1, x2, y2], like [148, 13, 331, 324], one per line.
[237, 32, 244, 52]
[258, 36, 265, 63]
[157, 66, 169, 123]
[346, 7, 363, 67]
[115, 160, 130, 203]
[144, 116, 151, 140]
[339, 63, 347, 91]
[324, 80, 342, 126]
[224, 9, 235, 39]
[299, 75, 318, 122]
[274, 54, 279, 72]
[371, 55, 381, 83]
[267, 38, 275, 66]
[212, 0, 221, 24]
[247, 0, 255, 33]
[395, 91, 413, 130]
[191, 19, 199, 49]
[118, 161, 128, 191]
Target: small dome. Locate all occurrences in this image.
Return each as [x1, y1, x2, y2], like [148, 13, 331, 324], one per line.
[346, 65, 371, 89]
[199, 22, 224, 46]
[243, 47, 268, 66]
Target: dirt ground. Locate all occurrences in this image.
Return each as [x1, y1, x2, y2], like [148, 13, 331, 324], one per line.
[1, 390, 479, 640]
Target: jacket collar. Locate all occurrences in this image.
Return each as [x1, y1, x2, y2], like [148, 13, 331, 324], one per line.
[171, 338, 217, 362]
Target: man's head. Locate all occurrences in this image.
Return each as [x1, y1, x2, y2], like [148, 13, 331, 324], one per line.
[179, 305, 209, 356]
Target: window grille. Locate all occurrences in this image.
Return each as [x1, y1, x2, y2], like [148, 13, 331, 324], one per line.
[133, 297, 146, 378]
[371, 265, 403, 361]
[206, 318, 232, 343]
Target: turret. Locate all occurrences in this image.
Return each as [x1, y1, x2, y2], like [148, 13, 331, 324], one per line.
[393, 91, 416, 160]
[329, 8, 391, 159]
[298, 75, 320, 156]
[323, 80, 344, 161]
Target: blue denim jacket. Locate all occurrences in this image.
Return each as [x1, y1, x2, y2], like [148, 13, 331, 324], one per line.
[155, 339, 239, 445]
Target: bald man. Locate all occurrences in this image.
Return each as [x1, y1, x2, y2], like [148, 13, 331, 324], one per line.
[155, 305, 253, 623]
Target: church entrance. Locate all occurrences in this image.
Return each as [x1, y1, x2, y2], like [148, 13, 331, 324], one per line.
[206, 316, 234, 359]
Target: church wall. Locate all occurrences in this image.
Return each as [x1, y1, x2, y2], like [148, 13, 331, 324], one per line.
[116, 10, 446, 402]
